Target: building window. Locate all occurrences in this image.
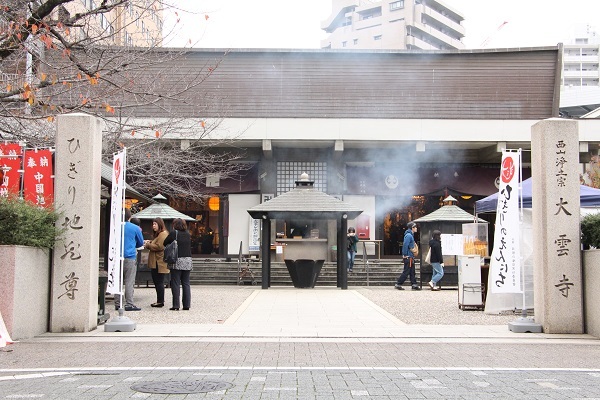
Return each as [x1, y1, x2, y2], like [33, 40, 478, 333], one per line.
[390, 1, 404, 11]
[276, 162, 327, 196]
[354, 39, 358, 45]
[342, 41, 347, 47]
[374, 35, 382, 41]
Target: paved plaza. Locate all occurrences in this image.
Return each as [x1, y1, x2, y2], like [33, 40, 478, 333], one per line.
[1, 286, 599, 399]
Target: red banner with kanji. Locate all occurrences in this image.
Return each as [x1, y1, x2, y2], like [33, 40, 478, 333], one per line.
[23, 149, 54, 207]
[0, 143, 22, 198]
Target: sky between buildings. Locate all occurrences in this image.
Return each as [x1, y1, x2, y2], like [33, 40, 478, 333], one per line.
[164, 0, 600, 49]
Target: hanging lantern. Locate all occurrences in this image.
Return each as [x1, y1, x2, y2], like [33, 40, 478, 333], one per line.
[208, 196, 220, 211]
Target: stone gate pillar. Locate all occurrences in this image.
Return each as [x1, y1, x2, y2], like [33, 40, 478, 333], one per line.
[531, 118, 583, 334]
[51, 114, 103, 332]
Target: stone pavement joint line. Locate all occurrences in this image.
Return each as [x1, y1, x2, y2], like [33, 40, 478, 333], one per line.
[4, 367, 600, 373]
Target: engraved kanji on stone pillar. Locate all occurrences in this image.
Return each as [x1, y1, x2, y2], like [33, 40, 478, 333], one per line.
[51, 114, 103, 333]
[531, 118, 583, 334]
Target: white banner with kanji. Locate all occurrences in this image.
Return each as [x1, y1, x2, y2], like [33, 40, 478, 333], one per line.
[490, 150, 522, 293]
[106, 149, 126, 294]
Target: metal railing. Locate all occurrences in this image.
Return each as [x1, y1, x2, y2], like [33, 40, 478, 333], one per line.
[361, 241, 371, 286]
[236, 241, 256, 285]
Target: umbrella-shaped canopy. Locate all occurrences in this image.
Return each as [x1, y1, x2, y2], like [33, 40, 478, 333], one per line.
[132, 196, 196, 221]
[413, 196, 486, 223]
[247, 173, 362, 220]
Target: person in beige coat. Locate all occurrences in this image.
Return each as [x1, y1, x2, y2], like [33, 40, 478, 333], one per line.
[144, 217, 169, 307]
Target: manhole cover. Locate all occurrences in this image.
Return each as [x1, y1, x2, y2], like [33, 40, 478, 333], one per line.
[131, 380, 233, 394]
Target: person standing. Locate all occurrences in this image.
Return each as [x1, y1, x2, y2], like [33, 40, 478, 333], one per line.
[164, 218, 193, 311]
[428, 230, 444, 290]
[347, 227, 359, 273]
[394, 222, 421, 291]
[144, 217, 169, 308]
[115, 208, 144, 311]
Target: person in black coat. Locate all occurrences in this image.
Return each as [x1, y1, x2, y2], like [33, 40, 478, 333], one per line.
[427, 230, 444, 291]
[163, 218, 193, 310]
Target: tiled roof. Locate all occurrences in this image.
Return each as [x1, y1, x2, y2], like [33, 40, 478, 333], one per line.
[248, 175, 362, 220]
[132, 202, 196, 221]
[412, 205, 486, 223]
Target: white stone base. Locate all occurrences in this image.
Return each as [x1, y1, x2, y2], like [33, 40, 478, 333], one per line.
[0, 245, 50, 340]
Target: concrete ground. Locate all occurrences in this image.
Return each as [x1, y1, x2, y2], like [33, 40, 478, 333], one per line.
[1, 286, 599, 399]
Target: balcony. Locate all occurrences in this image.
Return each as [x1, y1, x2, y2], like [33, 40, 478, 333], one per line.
[406, 35, 439, 50]
[563, 70, 600, 79]
[564, 55, 600, 63]
[409, 21, 465, 50]
[355, 2, 381, 14]
[354, 15, 382, 31]
[321, 0, 359, 31]
[415, 4, 465, 39]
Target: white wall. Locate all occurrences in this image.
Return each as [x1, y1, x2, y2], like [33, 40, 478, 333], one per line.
[227, 194, 261, 256]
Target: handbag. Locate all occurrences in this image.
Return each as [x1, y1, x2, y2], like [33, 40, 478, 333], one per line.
[410, 242, 419, 257]
[163, 230, 178, 265]
[425, 247, 431, 264]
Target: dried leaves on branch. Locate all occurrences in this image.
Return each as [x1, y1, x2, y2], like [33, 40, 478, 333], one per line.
[0, 0, 248, 203]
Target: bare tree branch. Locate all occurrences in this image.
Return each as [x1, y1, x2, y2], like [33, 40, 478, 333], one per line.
[0, 0, 248, 204]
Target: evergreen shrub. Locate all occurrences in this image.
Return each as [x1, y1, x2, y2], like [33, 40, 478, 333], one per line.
[0, 196, 64, 248]
[581, 213, 600, 249]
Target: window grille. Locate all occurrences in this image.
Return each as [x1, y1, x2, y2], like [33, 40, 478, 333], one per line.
[276, 162, 327, 195]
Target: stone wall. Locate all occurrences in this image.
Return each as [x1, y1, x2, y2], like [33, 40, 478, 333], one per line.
[583, 249, 600, 337]
[0, 245, 50, 340]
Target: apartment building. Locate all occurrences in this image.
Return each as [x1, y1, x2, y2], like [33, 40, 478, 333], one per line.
[560, 26, 600, 117]
[321, 0, 465, 50]
[68, 0, 163, 47]
[562, 26, 600, 88]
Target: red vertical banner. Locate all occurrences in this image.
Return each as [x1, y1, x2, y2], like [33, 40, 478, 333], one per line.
[23, 149, 54, 207]
[0, 143, 22, 198]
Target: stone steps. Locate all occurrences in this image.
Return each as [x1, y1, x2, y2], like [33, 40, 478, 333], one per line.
[188, 259, 409, 287]
[102, 257, 458, 289]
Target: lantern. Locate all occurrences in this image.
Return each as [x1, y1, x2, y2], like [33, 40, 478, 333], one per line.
[208, 196, 220, 211]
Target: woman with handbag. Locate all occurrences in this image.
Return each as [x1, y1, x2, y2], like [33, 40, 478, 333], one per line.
[164, 218, 193, 311]
[144, 217, 169, 308]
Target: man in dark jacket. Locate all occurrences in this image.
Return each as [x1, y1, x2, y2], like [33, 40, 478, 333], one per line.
[394, 222, 421, 290]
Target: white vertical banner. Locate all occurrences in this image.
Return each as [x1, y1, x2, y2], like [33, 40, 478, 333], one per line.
[106, 149, 126, 294]
[490, 150, 522, 293]
[249, 216, 261, 252]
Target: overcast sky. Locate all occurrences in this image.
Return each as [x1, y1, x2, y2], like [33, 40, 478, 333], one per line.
[164, 0, 600, 49]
